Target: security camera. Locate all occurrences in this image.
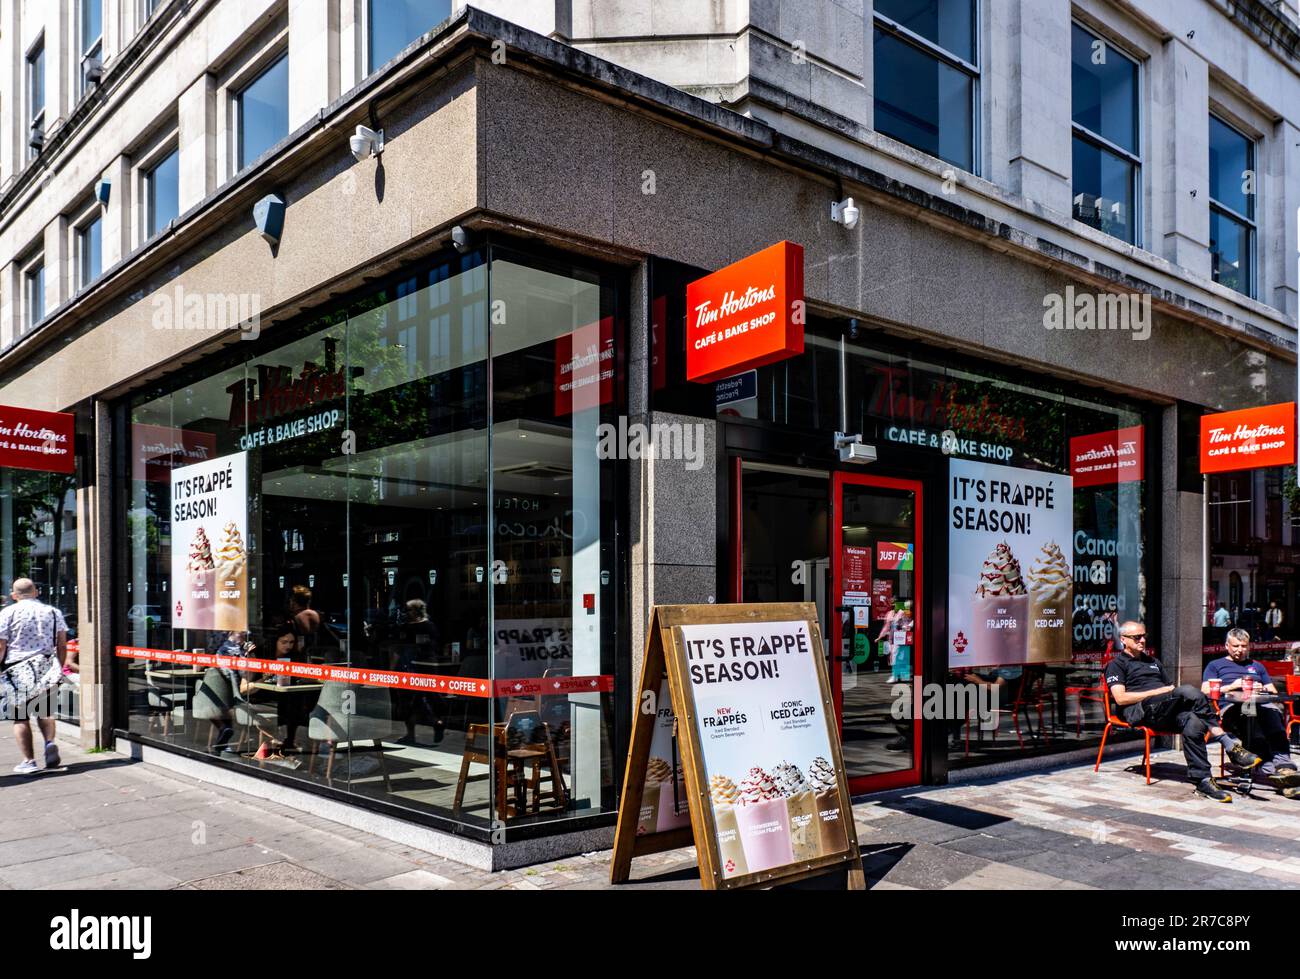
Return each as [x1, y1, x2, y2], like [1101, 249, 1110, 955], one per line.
[349, 125, 384, 162]
[831, 196, 860, 230]
[846, 318, 861, 341]
[451, 226, 470, 253]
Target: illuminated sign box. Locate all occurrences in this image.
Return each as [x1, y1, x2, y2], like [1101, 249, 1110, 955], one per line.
[1200, 403, 1296, 475]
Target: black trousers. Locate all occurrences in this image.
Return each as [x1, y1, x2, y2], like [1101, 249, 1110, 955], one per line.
[1125, 685, 1219, 782]
[1221, 702, 1294, 773]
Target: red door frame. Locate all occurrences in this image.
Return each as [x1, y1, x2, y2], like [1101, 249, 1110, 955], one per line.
[729, 460, 925, 794]
[831, 471, 924, 794]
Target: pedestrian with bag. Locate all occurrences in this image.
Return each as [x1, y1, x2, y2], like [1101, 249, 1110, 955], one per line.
[0, 578, 68, 775]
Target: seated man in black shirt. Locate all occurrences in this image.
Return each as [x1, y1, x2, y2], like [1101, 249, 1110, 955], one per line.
[1104, 621, 1261, 803]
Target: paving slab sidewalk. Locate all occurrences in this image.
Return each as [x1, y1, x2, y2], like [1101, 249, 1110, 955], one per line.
[4, 730, 1298, 890]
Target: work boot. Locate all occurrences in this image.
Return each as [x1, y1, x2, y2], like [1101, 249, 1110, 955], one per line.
[1195, 777, 1233, 803]
[1226, 741, 1263, 770]
[1266, 768, 1300, 790]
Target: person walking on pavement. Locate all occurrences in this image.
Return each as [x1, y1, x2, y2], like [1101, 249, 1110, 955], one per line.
[1265, 601, 1283, 641]
[0, 578, 67, 774]
[1104, 620, 1260, 803]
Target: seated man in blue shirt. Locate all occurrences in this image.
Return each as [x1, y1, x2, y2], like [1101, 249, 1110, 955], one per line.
[1202, 628, 1300, 798]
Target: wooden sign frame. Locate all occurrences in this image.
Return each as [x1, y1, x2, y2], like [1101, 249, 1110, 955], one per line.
[611, 603, 864, 890]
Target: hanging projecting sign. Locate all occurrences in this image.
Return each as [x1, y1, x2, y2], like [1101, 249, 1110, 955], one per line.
[1070, 425, 1144, 487]
[686, 241, 805, 384]
[1200, 403, 1296, 474]
[0, 404, 74, 474]
[171, 450, 249, 632]
[611, 603, 862, 891]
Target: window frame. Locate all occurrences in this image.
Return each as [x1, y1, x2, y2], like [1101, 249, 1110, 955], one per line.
[72, 200, 105, 291]
[22, 253, 46, 332]
[80, 0, 104, 98]
[871, 0, 982, 176]
[1069, 20, 1143, 248]
[234, 50, 290, 173]
[27, 36, 46, 159]
[1207, 112, 1257, 300]
[141, 141, 180, 241]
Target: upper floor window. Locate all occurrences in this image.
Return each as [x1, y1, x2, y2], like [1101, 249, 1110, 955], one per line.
[237, 54, 289, 171]
[78, 213, 104, 289]
[146, 148, 180, 238]
[81, 0, 104, 97]
[872, 0, 978, 173]
[24, 258, 45, 330]
[27, 39, 45, 159]
[368, 0, 452, 74]
[145, 0, 163, 17]
[1071, 23, 1140, 245]
[1208, 115, 1255, 298]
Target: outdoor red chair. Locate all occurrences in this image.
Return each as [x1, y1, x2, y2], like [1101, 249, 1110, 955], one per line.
[1287, 676, 1300, 742]
[1094, 683, 1158, 784]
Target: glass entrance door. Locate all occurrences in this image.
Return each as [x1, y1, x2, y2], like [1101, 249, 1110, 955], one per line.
[832, 472, 923, 793]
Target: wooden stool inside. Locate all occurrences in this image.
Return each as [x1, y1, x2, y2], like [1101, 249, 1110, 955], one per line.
[452, 710, 569, 821]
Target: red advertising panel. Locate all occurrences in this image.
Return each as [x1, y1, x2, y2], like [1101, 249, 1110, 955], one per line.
[1200, 402, 1296, 474]
[842, 545, 871, 606]
[1070, 425, 1144, 487]
[554, 317, 615, 416]
[685, 241, 804, 384]
[131, 424, 219, 483]
[0, 404, 74, 474]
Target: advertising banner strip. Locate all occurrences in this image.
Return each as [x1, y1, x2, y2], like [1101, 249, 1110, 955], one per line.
[1199, 402, 1296, 474]
[113, 646, 612, 698]
[0, 403, 75, 474]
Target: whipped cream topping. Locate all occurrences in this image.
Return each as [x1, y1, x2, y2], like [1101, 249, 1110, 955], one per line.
[646, 757, 673, 783]
[1028, 541, 1070, 602]
[976, 542, 1026, 597]
[188, 527, 215, 572]
[738, 767, 779, 805]
[808, 757, 836, 794]
[710, 774, 741, 807]
[772, 760, 810, 797]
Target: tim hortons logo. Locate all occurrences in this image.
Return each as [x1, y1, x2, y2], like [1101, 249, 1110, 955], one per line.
[227, 363, 348, 427]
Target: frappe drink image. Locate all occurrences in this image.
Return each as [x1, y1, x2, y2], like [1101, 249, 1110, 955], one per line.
[710, 774, 749, 879]
[1027, 541, 1072, 663]
[970, 542, 1028, 663]
[808, 756, 848, 856]
[213, 522, 248, 630]
[773, 761, 819, 861]
[184, 527, 216, 630]
[650, 757, 688, 832]
[733, 767, 794, 873]
[636, 757, 672, 836]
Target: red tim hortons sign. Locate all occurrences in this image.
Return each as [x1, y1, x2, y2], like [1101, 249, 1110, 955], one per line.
[686, 241, 805, 384]
[0, 404, 75, 475]
[1070, 425, 1144, 488]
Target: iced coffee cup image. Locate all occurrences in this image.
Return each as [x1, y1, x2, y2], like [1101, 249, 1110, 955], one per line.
[970, 542, 1028, 663]
[733, 766, 794, 874]
[213, 522, 248, 630]
[808, 756, 848, 856]
[710, 774, 749, 878]
[772, 760, 819, 861]
[1027, 541, 1072, 663]
[184, 527, 216, 630]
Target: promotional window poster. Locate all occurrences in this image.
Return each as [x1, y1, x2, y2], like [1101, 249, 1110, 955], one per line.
[948, 459, 1073, 667]
[677, 619, 849, 879]
[170, 451, 249, 632]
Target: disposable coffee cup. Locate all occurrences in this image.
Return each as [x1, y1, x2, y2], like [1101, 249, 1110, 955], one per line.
[1208, 678, 1221, 698]
[1242, 676, 1256, 700]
